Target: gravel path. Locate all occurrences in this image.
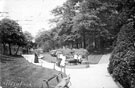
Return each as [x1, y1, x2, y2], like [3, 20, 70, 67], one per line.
[22, 54, 119, 88]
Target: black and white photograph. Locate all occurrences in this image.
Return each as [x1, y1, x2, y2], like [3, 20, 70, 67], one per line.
[0, 0, 135, 88]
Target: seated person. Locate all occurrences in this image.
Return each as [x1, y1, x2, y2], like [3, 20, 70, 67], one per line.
[78, 55, 82, 63]
[73, 54, 80, 64]
[74, 54, 78, 60]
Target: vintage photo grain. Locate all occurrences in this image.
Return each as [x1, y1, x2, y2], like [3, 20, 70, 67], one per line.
[0, 0, 135, 88]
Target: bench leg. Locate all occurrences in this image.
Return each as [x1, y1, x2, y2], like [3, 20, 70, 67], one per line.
[44, 81, 49, 88]
[56, 76, 59, 83]
[61, 67, 62, 72]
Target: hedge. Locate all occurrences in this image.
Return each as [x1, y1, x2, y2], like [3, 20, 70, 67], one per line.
[108, 23, 135, 88]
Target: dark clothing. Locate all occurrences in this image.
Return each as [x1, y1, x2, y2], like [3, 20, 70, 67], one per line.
[34, 53, 39, 63]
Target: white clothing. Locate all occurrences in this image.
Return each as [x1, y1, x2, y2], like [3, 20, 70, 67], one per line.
[59, 54, 63, 59]
[78, 55, 82, 60]
[74, 54, 78, 59]
[60, 54, 66, 66]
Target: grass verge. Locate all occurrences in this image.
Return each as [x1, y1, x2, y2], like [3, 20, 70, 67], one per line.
[0, 54, 65, 88]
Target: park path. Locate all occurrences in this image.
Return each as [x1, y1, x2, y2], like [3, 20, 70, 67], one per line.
[22, 54, 119, 88]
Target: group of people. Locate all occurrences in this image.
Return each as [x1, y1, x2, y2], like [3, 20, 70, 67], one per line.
[56, 52, 83, 67]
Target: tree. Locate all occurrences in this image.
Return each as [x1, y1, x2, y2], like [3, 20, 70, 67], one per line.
[72, 13, 102, 48]
[50, 0, 116, 51]
[23, 31, 34, 54]
[35, 30, 54, 52]
[0, 18, 25, 55]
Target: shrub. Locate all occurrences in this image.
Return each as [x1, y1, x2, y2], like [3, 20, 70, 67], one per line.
[108, 23, 135, 88]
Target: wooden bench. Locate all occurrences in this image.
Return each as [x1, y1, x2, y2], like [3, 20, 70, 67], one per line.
[43, 73, 71, 88]
[55, 75, 71, 88]
[43, 72, 64, 88]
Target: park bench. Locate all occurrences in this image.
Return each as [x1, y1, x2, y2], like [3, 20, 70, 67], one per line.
[43, 73, 70, 88]
[55, 75, 71, 88]
[43, 73, 71, 88]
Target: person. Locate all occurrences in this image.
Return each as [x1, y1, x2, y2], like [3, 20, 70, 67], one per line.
[78, 54, 82, 64]
[74, 54, 78, 60]
[60, 54, 66, 66]
[74, 54, 79, 64]
[34, 52, 39, 63]
[56, 52, 62, 67]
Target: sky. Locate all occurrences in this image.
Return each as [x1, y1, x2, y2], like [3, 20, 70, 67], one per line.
[0, 0, 66, 37]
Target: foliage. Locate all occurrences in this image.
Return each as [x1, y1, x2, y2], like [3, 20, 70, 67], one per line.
[55, 48, 89, 58]
[0, 18, 26, 55]
[108, 23, 135, 88]
[0, 18, 23, 44]
[23, 31, 34, 54]
[0, 18, 34, 55]
[107, 1, 135, 88]
[36, 0, 135, 54]
[34, 0, 135, 87]
[73, 48, 89, 58]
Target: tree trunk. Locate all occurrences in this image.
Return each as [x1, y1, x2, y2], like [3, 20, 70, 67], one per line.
[82, 31, 86, 48]
[92, 32, 96, 49]
[15, 45, 20, 55]
[80, 42, 82, 48]
[98, 36, 101, 49]
[3, 43, 6, 54]
[70, 42, 72, 49]
[76, 40, 79, 49]
[27, 47, 29, 54]
[71, 41, 74, 48]
[8, 43, 12, 55]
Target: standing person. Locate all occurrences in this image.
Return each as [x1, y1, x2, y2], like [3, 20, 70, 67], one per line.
[56, 52, 62, 67]
[60, 54, 66, 66]
[60, 54, 66, 73]
[34, 52, 39, 63]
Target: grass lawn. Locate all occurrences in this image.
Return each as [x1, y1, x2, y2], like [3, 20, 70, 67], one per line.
[41, 53, 57, 63]
[42, 53, 103, 64]
[88, 55, 103, 64]
[0, 54, 65, 88]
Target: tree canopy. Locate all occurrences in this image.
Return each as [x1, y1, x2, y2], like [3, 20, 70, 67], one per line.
[0, 18, 34, 55]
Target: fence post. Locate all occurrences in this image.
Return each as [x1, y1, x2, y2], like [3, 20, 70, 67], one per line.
[64, 65, 66, 74]
[53, 63, 55, 70]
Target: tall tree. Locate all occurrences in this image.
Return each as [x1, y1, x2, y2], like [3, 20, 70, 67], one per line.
[0, 18, 24, 55]
[23, 31, 33, 54]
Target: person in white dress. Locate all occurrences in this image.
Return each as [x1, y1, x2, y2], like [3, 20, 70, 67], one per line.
[59, 53, 66, 73]
[60, 54, 66, 66]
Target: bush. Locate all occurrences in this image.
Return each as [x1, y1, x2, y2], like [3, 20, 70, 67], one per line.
[73, 48, 89, 58]
[52, 48, 89, 59]
[108, 23, 135, 88]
